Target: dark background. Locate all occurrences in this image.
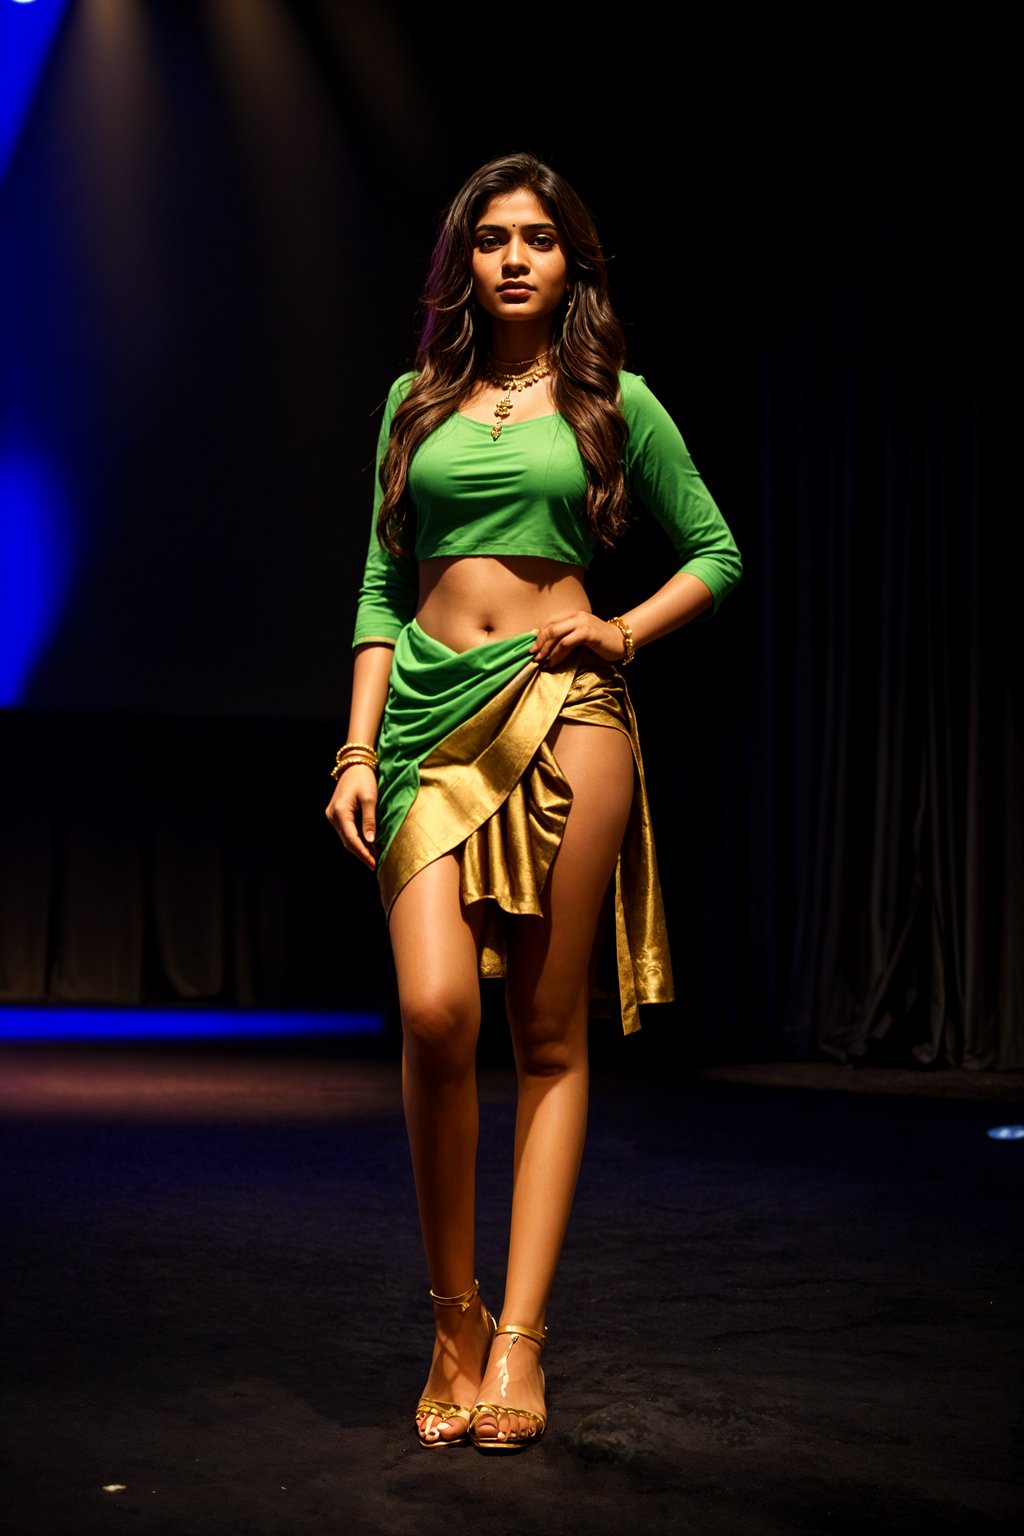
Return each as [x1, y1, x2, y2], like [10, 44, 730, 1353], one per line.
[1, 2, 1015, 1069]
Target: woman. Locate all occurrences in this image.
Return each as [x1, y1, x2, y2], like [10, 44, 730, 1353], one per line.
[326, 152, 741, 1452]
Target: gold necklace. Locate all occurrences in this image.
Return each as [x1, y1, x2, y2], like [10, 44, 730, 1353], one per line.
[484, 352, 551, 440]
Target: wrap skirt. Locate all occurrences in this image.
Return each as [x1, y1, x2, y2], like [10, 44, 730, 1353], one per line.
[375, 619, 674, 1034]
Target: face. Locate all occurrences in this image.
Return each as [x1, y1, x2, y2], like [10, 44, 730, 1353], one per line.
[470, 188, 570, 329]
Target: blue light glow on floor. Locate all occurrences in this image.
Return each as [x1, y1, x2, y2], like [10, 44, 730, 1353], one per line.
[0, 1007, 383, 1041]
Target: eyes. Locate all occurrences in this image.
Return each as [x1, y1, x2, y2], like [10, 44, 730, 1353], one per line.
[474, 231, 559, 253]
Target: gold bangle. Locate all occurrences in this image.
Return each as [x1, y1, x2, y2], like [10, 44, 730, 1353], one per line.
[330, 741, 379, 781]
[607, 615, 636, 666]
[332, 748, 378, 766]
[331, 758, 377, 781]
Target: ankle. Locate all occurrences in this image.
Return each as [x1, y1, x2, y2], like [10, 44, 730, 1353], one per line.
[429, 1277, 481, 1325]
[429, 1277, 479, 1309]
[495, 1319, 547, 1344]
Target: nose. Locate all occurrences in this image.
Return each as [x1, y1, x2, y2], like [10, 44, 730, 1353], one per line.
[502, 231, 530, 273]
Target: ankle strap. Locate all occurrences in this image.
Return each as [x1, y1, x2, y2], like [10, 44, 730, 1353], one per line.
[428, 1278, 479, 1312]
[495, 1322, 546, 1348]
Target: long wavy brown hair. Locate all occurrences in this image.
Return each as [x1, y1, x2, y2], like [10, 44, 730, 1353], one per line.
[376, 152, 630, 556]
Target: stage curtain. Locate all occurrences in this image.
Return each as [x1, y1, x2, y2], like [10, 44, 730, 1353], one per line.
[740, 12, 1019, 1067]
[0, 712, 390, 1018]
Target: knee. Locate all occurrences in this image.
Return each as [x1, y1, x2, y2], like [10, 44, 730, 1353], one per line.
[401, 989, 478, 1078]
[507, 999, 586, 1079]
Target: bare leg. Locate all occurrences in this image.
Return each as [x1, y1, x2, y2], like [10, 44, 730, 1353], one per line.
[389, 853, 491, 1443]
[471, 720, 635, 1444]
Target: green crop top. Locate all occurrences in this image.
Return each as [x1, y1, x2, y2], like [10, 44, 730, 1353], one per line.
[352, 369, 742, 646]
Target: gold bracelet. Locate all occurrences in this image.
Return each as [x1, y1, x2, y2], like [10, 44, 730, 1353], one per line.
[607, 615, 636, 666]
[330, 741, 379, 781]
[331, 758, 377, 781]
[332, 744, 378, 765]
[331, 757, 378, 782]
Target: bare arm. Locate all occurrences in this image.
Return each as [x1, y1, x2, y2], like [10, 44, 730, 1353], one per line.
[529, 570, 713, 669]
[325, 642, 395, 870]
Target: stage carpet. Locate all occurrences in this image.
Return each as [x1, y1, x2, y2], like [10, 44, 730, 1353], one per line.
[1, 1042, 1021, 1535]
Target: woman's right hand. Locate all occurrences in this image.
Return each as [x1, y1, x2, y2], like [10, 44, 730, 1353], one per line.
[325, 765, 379, 871]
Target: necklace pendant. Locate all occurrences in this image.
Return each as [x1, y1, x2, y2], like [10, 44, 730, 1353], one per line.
[482, 351, 550, 443]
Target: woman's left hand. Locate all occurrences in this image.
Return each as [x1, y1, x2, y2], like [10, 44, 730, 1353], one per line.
[530, 610, 627, 669]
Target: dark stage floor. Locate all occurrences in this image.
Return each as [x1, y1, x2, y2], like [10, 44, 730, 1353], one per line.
[2, 1041, 1022, 1536]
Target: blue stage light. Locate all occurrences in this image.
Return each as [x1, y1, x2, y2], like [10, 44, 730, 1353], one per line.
[986, 1125, 1024, 1140]
[0, 446, 74, 705]
[0, 1007, 384, 1042]
[0, 0, 70, 183]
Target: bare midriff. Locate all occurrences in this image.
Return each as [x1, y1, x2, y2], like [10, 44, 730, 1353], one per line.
[415, 554, 589, 653]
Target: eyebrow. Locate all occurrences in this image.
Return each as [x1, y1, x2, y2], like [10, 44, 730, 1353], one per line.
[473, 221, 559, 234]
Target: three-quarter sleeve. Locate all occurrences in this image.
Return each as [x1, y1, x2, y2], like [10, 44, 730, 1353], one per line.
[620, 373, 742, 613]
[352, 373, 419, 647]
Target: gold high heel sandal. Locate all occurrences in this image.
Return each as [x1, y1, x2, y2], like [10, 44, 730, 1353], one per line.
[414, 1279, 496, 1448]
[468, 1323, 547, 1452]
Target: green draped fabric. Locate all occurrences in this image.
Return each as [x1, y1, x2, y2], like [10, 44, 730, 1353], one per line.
[375, 620, 537, 865]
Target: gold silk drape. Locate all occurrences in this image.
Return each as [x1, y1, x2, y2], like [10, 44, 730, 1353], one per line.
[378, 654, 674, 1034]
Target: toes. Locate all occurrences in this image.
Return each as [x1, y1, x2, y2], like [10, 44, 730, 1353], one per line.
[471, 1406, 544, 1444]
[417, 1410, 467, 1444]
[416, 1412, 440, 1443]
[471, 1410, 502, 1442]
[484, 1411, 515, 1443]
